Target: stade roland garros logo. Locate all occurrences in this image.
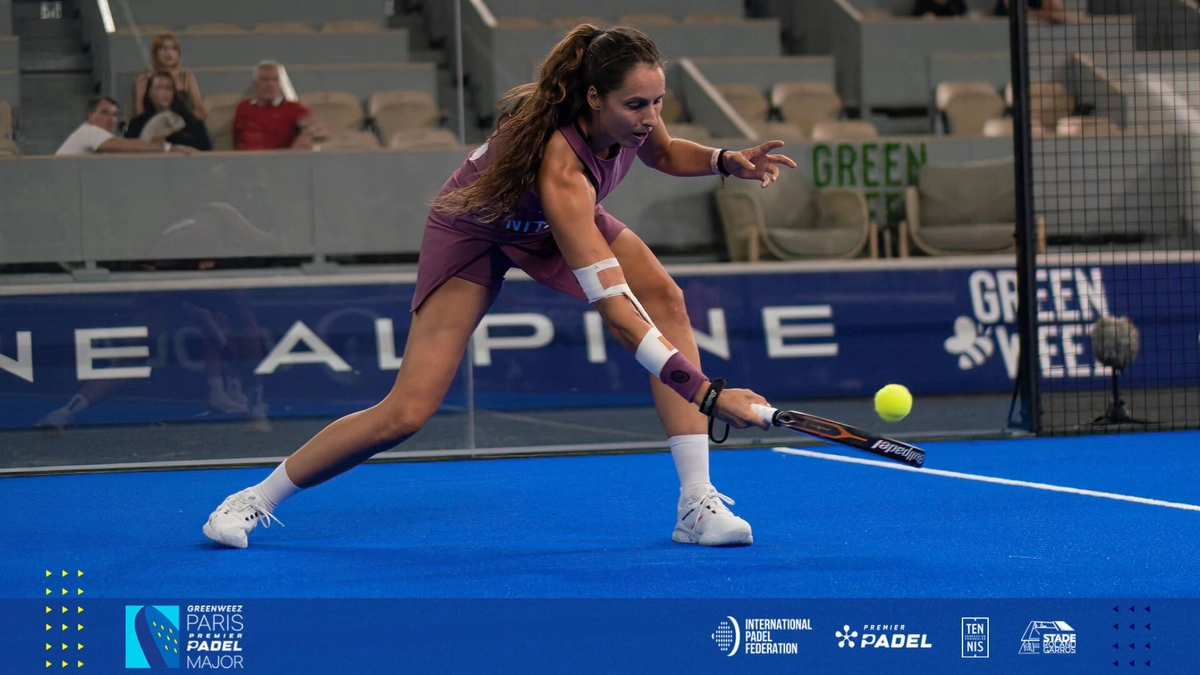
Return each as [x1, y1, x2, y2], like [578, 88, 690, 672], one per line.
[711, 616, 812, 657]
[944, 268, 1112, 380]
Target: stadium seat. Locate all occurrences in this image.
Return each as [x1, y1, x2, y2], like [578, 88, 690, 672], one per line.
[185, 24, 245, 33]
[936, 81, 1006, 136]
[370, 90, 441, 141]
[322, 20, 382, 33]
[617, 13, 676, 26]
[551, 16, 608, 29]
[982, 117, 1012, 137]
[715, 82, 770, 123]
[683, 12, 741, 24]
[388, 128, 461, 151]
[299, 91, 365, 132]
[667, 123, 711, 141]
[1028, 81, 1074, 132]
[1056, 115, 1121, 138]
[899, 158, 1020, 257]
[660, 89, 683, 124]
[318, 130, 382, 151]
[203, 93, 244, 151]
[811, 120, 878, 140]
[714, 164, 877, 262]
[771, 81, 842, 138]
[495, 16, 544, 28]
[254, 22, 315, 34]
[0, 138, 19, 157]
[0, 101, 11, 139]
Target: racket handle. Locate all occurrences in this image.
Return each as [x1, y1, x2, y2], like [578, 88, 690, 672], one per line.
[750, 403, 778, 426]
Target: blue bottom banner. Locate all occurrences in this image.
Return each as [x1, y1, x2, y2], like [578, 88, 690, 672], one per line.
[3, 598, 1191, 674]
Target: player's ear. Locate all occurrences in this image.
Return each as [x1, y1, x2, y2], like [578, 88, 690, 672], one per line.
[587, 86, 601, 112]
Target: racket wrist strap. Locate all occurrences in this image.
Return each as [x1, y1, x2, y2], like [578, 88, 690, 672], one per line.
[698, 378, 726, 416]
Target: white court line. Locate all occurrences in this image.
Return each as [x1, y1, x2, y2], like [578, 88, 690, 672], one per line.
[772, 447, 1200, 513]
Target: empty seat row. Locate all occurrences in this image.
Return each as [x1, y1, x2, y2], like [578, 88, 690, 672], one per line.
[937, 80, 1082, 136]
[494, 12, 742, 29]
[204, 89, 440, 151]
[114, 21, 384, 35]
[713, 80, 844, 138]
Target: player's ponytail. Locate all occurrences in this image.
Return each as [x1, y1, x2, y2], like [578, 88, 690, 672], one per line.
[433, 25, 661, 223]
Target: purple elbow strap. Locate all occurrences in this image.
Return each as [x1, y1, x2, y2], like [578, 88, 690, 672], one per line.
[660, 352, 705, 403]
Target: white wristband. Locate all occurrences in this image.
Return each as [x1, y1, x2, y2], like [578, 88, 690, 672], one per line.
[709, 148, 721, 175]
[163, 142, 172, 153]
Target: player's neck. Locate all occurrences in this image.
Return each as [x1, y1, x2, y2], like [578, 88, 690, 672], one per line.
[575, 117, 617, 159]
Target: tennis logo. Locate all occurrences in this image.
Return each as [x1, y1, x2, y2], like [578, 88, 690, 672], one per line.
[1018, 620, 1076, 655]
[962, 617, 989, 658]
[125, 605, 180, 668]
[711, 617, 740, 656]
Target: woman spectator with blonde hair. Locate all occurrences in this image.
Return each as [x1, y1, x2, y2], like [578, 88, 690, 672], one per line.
[135, 33, 205, 119]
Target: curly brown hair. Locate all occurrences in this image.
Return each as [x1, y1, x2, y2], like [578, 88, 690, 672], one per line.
[432, 25, 663, 223]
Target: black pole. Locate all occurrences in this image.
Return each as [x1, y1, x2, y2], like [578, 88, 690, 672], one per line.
[1007, 0, 1042, 433]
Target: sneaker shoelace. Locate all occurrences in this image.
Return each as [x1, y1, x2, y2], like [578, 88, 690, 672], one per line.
[222, 493, 284, 529]
[687, 488, 736, 519]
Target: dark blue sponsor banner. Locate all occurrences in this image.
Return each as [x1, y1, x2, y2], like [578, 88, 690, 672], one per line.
[1, 261, 1196, 428]
[0, 598, 1189, 674]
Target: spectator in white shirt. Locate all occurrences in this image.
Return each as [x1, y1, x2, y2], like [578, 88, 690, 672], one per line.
[56, 96, 197, 156]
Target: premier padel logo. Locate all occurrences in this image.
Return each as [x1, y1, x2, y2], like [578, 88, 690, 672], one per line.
[126, 605, 180, 668]
[836, 623, 932, 650]
[712, 617, 740, 656]
[1018, 620, 1076, 655]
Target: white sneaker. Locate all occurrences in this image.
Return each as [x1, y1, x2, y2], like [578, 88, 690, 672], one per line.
[672, 485, 753, 547]
[202, 488, 281, 549]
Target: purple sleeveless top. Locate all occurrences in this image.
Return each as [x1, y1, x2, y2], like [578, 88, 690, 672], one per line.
[412, 122, 640, 311]
[429, 121, 639, 237]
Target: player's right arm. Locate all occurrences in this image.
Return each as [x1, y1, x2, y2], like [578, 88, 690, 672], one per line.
[538, 132, 768, 430]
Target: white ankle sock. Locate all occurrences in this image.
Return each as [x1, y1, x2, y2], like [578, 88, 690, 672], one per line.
[252, 461, 301, 512]
[669, 434, 711, 493]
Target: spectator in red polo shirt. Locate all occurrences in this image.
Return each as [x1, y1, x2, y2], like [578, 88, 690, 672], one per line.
[233, 61, 321, 150]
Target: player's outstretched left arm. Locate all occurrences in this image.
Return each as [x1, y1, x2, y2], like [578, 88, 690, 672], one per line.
[637, 123, 797, 186]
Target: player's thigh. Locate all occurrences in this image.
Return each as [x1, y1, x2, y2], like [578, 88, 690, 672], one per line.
[384, 276, 498, 414]
[609, 228, 684, 313]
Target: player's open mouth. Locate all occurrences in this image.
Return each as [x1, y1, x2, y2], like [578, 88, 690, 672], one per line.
[632, 130, 649, 140]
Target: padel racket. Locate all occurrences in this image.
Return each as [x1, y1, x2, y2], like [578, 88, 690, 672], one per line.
[751, 404, 926, 468]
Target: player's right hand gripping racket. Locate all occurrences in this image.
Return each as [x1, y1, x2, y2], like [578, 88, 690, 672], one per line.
[751, 404, 926, 469]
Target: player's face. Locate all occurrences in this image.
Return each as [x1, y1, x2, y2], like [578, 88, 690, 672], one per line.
[593, 64, 664, 148]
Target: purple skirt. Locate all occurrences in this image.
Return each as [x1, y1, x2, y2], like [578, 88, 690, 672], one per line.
[411, 206, 627, 312]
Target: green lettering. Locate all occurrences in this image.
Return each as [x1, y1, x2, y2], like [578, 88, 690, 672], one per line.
[812, 145, 833, 187]
[837, 144, 858, 187]
[864, 191, 880, 222]
[883, 143, 901, 187]
[862, 143, 880, 188]
[906, 143, 927, 185]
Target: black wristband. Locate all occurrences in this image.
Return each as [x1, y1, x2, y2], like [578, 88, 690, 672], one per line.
[716, 149, 731, 177]
[698, 377, 726, 416]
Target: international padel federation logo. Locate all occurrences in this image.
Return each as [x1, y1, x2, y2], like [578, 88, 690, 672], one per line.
[836, 625, 858, 648]
[711, 617, 741, 656]
[126, 605, 180, 668]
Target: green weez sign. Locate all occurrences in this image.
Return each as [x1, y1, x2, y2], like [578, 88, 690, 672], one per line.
[812, 142, 927, 222]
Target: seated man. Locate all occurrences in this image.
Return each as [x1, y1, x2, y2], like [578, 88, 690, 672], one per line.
[912, 0, 967, 17]
[233, 61, 322, 150]
[56, 96, 197, 155]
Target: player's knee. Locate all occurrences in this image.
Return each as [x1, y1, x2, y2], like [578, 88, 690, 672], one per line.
[373, 401, 434, 444]
[642, 279, 689, 326]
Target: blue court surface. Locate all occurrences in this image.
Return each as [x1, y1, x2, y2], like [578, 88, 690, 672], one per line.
[3, 432, 1199, 674]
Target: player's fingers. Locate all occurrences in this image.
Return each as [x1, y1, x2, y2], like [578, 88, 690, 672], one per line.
[767, 153, 798, 168]
[758, 139, 786, 152]
[734, 152, 756, 172]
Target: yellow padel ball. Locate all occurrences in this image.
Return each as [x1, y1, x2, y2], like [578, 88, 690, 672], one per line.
[874, 384, 912, 422]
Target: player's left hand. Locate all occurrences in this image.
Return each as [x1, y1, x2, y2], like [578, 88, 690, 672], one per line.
[725, 141, 798, 188]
